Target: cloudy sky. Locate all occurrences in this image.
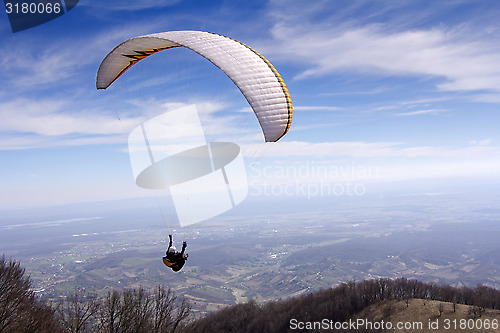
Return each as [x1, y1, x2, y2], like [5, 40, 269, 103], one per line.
[1, 0, 500, 210]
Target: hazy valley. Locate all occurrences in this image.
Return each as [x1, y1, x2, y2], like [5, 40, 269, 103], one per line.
[2, 180, 499, 315]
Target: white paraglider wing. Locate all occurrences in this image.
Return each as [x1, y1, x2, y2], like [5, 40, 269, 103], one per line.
[96, 30, 292, 142]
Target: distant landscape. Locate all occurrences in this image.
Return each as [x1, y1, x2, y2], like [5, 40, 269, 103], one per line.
[1, 178, 499, 315]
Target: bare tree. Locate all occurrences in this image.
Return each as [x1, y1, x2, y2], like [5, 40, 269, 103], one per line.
[0, 256, 62, 333]
[57, 288, 100, 333]
[97, 290, 121, 333]
[152, 286, 175, 332]
[120, 288, 154, 332]
[171, 297, 191, 333]
[96, 286, 191, 333]
[0, 256, 32, 331]
[1, 256, 193, 333]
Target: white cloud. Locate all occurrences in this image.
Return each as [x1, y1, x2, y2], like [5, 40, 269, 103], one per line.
[0, 99, 132, 136]
[320, 86, 391, 96]
[0, 97, 264, 150]
[0, 98, 133, 149]
[245, 139, 500, 159]
[244, 139, 500, 182]
[469, 139, 492, 146]
[263, 6, 500, 93]
[1, 22, 165, 90]
[395, 109, 449, 117]
[0, 134, 127, 151]
[293, 105, 342, 112]
[469, 93, 500, 104]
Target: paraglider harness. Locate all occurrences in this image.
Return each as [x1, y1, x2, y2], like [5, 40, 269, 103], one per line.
[163, 235, 188, 272]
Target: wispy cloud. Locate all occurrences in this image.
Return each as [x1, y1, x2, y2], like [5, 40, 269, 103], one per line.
[395, 109, 449, 117]
[293, 105, 342, 112]
[0, 98, 132, 150]
[0, 133, 128, 151]
[1, 22, 164, 91]
[469, 93, 500, 104]
[263, 2, 500, 93]
[246, 139, 500, 159]
[0, 99, 130, 136]
[244, 139, 500, 182]
[0, 97, 264, 150]
[320, 86, 391, 96]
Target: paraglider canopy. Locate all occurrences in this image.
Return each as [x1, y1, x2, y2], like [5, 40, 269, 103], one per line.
[96, 30, 292, 142]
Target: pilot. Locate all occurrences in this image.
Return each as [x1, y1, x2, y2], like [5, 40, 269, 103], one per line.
[162, 234, 188, 272]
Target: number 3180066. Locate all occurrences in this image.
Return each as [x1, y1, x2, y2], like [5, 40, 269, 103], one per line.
[5, 2, 61, 14]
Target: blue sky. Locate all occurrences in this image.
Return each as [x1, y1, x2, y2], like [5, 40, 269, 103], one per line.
[1, 0, 500, 210]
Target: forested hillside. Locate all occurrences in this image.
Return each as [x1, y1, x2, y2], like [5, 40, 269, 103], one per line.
[186, 277, 500, 332]
[2, 256, 500, 332]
